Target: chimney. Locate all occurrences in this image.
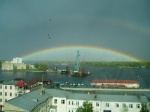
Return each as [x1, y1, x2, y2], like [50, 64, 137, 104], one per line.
[94, 94, 97, 99]
[40, 88, 45, 95]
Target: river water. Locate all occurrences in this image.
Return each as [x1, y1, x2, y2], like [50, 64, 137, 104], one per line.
[0, 66, 150, 88]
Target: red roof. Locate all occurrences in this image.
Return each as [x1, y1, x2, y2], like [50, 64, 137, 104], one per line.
[91, 80, 139, 84]
[15, 80, 27, 87]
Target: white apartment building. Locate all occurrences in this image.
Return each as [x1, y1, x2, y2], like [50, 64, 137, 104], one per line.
[0, 80, 29, 111]
[1, 61, 13, 70]
[4, 89, 150, 112]
[12, 57, 22, 64]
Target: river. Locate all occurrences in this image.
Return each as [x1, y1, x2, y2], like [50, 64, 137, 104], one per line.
[0, 66, 150, 88]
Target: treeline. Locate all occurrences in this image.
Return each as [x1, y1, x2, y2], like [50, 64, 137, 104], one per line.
[33, 63, 49, 71]
[81, 61, 150, 68]
[1, 61, 150, 69]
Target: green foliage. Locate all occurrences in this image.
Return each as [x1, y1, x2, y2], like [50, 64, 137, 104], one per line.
[39, 63, 48, 71]
[140, 103, 149, 112]
[81, 61, 150, 68]
[13, 65, 17, 72]
[34, 63, 40, 69]
[34, 63, 49, 71]
[76, 101, 93, 112]
[122, 104, 128, 112]
[26, 64, 29, 70]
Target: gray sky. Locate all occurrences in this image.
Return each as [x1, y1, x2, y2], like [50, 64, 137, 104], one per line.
[0, 0, 150, 61]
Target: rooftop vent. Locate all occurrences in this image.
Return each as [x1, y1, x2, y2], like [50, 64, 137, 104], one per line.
[94, 94, 97, 99]
[40, 88, 45, 95]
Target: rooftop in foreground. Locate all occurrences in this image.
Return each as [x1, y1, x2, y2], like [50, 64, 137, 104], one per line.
[6, 89, 148, 111]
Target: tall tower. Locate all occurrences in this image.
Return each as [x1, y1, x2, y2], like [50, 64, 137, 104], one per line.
[74, 51, 80, 71]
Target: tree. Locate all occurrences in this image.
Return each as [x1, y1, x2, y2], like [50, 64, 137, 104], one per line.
[39, 63, 48, 72]
[34, 63, 40, 69]
[26, 64, 29, 70]
[121, 104, 128, 112]
[76, 101, 93, 112]
[34, 63, 49, 71]
[140, 103, 149, 112]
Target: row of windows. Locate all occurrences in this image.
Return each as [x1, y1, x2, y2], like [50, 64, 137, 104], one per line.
[54, 99, 99, 107]
[105, 103, 140, 109]
[5, 86, 13, 89]
[0, 92, 13, 97]
[0, 99, 7, 102]
[0, 85, 13, 89]
[54, 99, 65, 104]
[53, 99, 141, 109]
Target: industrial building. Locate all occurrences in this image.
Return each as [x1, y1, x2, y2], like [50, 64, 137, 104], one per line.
[90, 80, 140, 88]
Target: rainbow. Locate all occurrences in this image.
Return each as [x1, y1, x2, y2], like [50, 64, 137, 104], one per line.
[21, 45, 141, 62]
[102, 18, 150, 35]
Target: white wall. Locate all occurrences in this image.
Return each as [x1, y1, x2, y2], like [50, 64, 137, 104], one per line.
[50, 97, 145, 112]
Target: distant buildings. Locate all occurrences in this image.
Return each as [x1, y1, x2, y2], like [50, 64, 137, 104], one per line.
[13, 63, 26, 70]
[1, 61, 13, 70]
[1, 57, 27, 70]
[90, 80, 140, 88]
[4, 89, 150, 112]
[12, 57, 22, 64]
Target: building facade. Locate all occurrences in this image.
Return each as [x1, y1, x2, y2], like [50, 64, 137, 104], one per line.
[4, 89, 150, 112]
[12, 57, 22, 64]
[0, 81, 29, 111]
[1, 62, 13, 70]
[90, 80, 139, 88]
[13, 63, 26, 70]
[2, 62, 26, 70]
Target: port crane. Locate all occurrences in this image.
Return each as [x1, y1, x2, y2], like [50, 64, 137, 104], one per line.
[74, 51, 80, 72]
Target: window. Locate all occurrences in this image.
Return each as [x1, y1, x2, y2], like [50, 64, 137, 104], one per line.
[0, 85, 2, 89]
[136, 104, 140, 108]
[10, 86, 12, 89]
[0, 92, 2, 96]
[0, 99, 2, 102]
[72, 101, 74, 105]
[76, 101, 79, 106]
[96, 102, 99, 107]
[106, 103, 109, 107]
[5, 86, 7, 89]
[5, 99, 7, 102]
[10, 93, 12, 96]
[54, 99, 57, 104]
[116, 103, 119, 108]
[68, 101, 70, 105]
[5, 92, 7, 96]
[61, 99, 65, 104]
[129, 104, 133, 108]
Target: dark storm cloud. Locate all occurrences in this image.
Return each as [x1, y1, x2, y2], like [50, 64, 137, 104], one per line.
[0, 0, 150, 61]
